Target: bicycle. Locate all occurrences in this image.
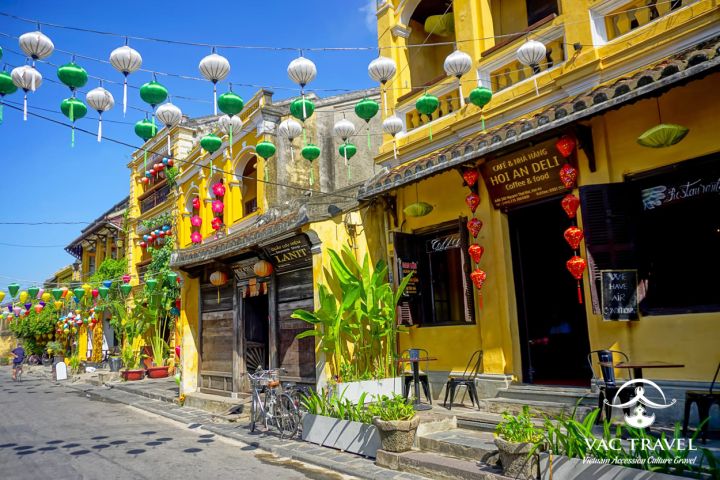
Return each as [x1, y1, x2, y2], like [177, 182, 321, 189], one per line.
[248, 367, 300, 439]
[12, 362, 23, 382]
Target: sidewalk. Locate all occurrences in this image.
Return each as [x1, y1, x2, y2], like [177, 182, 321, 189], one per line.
[56, 374, 429, 480]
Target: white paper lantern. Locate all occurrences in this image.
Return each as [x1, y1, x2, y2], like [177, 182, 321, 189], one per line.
[278, 118, 303, 161]
[382, 115, 404, 160]
[156, 102, 183, 154]
[218, 114, 242, 158]
[444, 50, 473, 107]
[333, 119, 356, 141]
[109, 45, 143, 115]
[199, 51, 230, 115]
[11, 65, 42, 121]
[287, 56, 317, 88]
[19, 31, 54, 61]
[517, 39, 546, 96]
[368, 55, 397, 116]
[86, 87, 115, 142]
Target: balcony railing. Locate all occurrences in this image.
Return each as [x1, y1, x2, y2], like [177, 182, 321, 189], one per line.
[139, 181, 170, 214]
[397, 78, 459, 136]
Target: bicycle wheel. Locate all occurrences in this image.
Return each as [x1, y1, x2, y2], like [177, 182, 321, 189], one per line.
[249, 392, 263, 433]
[276, 393, 300, 439]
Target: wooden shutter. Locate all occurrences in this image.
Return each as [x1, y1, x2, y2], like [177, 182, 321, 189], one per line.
[458, 217, 476, 324]
[579, 183, 638, 313]
[394, 232, 423, 326]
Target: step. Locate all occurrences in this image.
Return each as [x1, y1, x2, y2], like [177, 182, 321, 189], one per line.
[478, 397, 591, 418]
[184, 391, 250, 415]
[377, 449, 509, 480]
[496, 385, 595, 405]
[418, 429, 496, 462]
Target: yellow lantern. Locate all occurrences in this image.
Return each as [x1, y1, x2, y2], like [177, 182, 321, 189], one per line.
[253, 260, 274, 278]
[42, 292, 52, 303]
[209, 271, 229, 304]
[82, 283, 92, 293]
[19, 291, 28, 303]
[0, 291, 5, 302]
[54, 301, 64, 310]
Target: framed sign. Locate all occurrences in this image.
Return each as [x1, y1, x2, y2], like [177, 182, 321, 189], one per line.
[600, 270, 639, 321]
[480, 138, 570, 209]
[263, 235, 312, 273]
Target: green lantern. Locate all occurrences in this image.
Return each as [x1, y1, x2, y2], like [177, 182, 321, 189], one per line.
[60, 97, 88, 148]
[201, 133, 223, 154]
[73, 288, 85, 301]
[57, 62, 88, 91]
[8, 283, 20, 298]
[355, 98, 380, 149]
[139, 80, 169, 108]
[256, 141, 277, 182]
[404, 202, 434, 217]
[120, 284, 132, 297]
[145, 278, 158, 292]
[51, 288, 63, 301]
[290, 98, 315, 122]
[165, 271, 178, 285]
[28, 286, 40, 299]
[415, 93, 440, 140]
[98, 286, 109, 299]
[302, 144, 321, 186]
[217, 91, 244, 116]
[0, 70, 18, 124]
[338, 143, 357, 160]
[637, 124, 689, 148]
[469, 87, 492, 131]
[135, 118, 158, 141]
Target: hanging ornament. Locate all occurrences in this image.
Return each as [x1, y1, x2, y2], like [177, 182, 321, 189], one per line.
[135, 118, 158, 169]
[355, 98, 379, 149]
[637, 124, 689, 148]
[27, 286, 39, 298]
[338, 143, 357, 161]
[191, 215, 202, 227]
[156, 102, 182, 154]
[564, 227, 584, 250]
[73, 288, 85, 301]
[51, 288, 63, 300]
[109, 43, 142, 116]
[287, 55, 317, 122]
[382, 115, 403, 160]
[212, 182, 226, 197]
[403, 202, 433, 217]
[98, 287, 109, 300]
[290, 97, 315, 122]
[559, 163, 578, 189]
[444, 49, 473, 107]
[145, 278, 158, 292]
[256, 140, 277, 182]
[198, 50, 230, 115]
[468, 244, 484, 264]
[555, 135, 576, 158]
[467, 217, 483, 238]
[560, 194, 580, 219]
[209, 270, 229, 303]
[566, 255, 587, 304]
[191, 231, 203, 244]
[192, 196, 201, 210]
[211, 217, 223, 231]
[19, 31, 54, 64]
[368, 55, 396, 116]
[0, 291, 4, 303]
[301, 144, 321, 186]
[60, 97, 87, 147]
[219, 114, 243, 158]
[465, 192, 480, 213]
[57, 61, 88, 91]
[17, 290, 27, 302]
[11, 65, 42, 121]
[278, 118, 303, 160]
[217, 90, 244, 116]
[91, 288, 99, 299]
[253, 260, 274, 278]
[201, 133, 223, 156]
[120, 283, 132, 296]
[140, 78, 169, 115]
[415, 93, 440, 140]
[517, 39, 546, 96]
[0, 69, 18, 124]
[333, 119, 356, 142]
[86, 85, 114, 142]
[211, 200, 224, 214]
[470, 269, 487, 290]
[462, 168, 479, 187]
[469, 86, 492, 130]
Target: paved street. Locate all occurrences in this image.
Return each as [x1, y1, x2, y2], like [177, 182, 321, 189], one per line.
[0, 367, 348, 480]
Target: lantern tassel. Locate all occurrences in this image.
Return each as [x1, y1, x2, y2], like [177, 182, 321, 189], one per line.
[301, 90, 307, 121]
[71, 124, 75, 148]
[228, 129, 232, 159]
[167, 135, 171, 155]
[144, 148, 147, 171]
[533, 76, 539, 96]
[458, 81, 465, 107]
[217, 287, 220, 304]
[392, 139, 397, 160]
[382, 88, 388, 117]
[429, 125, 433, 142]
[577, 280, 583, 304]
[367, 127, 371, 150]
[0, 101, 3, 124]
[97, 113, 103, 142]
[309, 167, 314, 186]
[123, 77, 128, 116]
[23, 93, 28, 121]
[264, 163, 269, 182]
[213, 84, 218, 116]
[480, 110, 486, 132]
[290, 145, 294, 161]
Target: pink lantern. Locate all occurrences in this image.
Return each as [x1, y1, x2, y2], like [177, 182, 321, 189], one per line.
[37, 288, 44, 299]
[212, 182, 226, 197]
[191, 231, 203, 244]
[190, 215, 202, 227]
[212, 200, 224, 214]
[192, 196, 200, 210]
[91, 289, 99, 298]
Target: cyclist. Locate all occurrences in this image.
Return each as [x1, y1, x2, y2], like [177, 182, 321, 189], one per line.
[11, 341, 25, 381]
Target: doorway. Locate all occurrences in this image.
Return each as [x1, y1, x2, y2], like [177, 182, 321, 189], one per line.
[509, 197, 591, 386]
[243, 294, 269, 373]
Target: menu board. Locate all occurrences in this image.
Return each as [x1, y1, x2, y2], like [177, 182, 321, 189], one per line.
[600, 270, 639, 321]
[400, 260, 419, 296]
[480, 138, 570, 209]
[263, 235, 312, 272]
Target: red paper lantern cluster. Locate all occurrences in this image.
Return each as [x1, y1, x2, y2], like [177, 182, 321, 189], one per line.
[461, 166, 487, 306]
[556, 135, 586, 304]
[140, 158, 174, 186]
[211, 181, 225, 233]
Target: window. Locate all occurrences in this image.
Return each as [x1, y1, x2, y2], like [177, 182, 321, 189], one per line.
[241, 157, 258, 216]
[395, 220, 475, 326]
[581, 155, 720, 315]
[406, 1, 455, 87]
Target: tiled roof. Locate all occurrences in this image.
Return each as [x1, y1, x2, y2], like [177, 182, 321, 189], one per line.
[358, 36, 720, 200]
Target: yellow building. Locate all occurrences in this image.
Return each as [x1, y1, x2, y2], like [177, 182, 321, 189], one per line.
[355, 0, 720, 420]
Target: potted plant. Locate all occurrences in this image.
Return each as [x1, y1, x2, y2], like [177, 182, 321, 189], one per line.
[120, 344, 144, 381]
[494, 406, 542, 479]
[370, 394, 419, 453]
[46, 341, 64, 366]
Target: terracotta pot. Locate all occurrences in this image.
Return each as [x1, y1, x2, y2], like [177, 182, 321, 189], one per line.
[121, 369, 146, 381]
[147, 366, 170, 378]
[372, 415, 420, 453]
[494, 437, 538, 479]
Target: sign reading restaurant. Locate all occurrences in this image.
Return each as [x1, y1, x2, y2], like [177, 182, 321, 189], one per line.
[480, 138, 570, 209]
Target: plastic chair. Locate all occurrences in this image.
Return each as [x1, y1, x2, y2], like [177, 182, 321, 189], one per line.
[683, 362, 720, 443]
[400, 348, 432, 404]
[587, 349, 633, 424]
[443, 350, 483, 410]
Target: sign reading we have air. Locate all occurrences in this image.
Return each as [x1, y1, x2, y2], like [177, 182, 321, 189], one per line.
[600, 270, 640, 321]
[480, 138, 569, 209]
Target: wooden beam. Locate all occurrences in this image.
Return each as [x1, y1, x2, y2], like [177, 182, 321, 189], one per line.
[268, 274, 278, 370]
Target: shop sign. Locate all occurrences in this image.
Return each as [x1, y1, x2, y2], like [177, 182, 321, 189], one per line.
[263, 235, 312, 272]
[480, 138, 569, 209]
[400, 260, 419, 296]
[426, 233, 460, 253]
[641, 177, 720, 211]
[600, 270, 639, 321]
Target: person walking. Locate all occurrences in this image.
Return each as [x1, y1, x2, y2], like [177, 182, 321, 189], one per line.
[11, 341, 25, 381]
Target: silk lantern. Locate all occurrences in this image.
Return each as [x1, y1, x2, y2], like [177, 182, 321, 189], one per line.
[191, 231, 203, 244]
[517, 39, 546, 95]
[60, 97, 87, 147]
[19, 31, 54, 64]
[256, 141, 277, 182]
[98, 286, 109, 299]
[211, 200, 224, 214]
[11, 65, 42, 121]
[139, 78, 168, 114]
[19, 291, 28, 303]
[467, 218, 483, 239]
[201, 133, 222, 156]
[135, 118, 158, 168]
[403, 202, 433, 217]
[120, 283, 132, 296]
[444, 49, 473, 107]
[41, 292, 51, 303]
[156, 102, 182, 154]
[278, 118, 303, 160]
[301, 144, 321, 185]
[212, 182, 226, 197]
[287, 56, 317, 122]
[192, 196, 201, 210]
[122, 274, 131, 284]
[368, 55, 396, 116]
[218, 113, 243, 158]
[217, 90, 244, 117]
[191, 214, 202, 226]
[0, 291, 4, 303]
[145, 278, 158, 292]
[470, 269, 487, 290]
[57, 61, 88, 143]
[253, 260, 273, 278]
[28, 286, 39, 298]
[564, 227, 584, 250]
[465, 193, 480, 213]
[209, 270, 228, 303]
[86, 85, 114, 142]
[566, 255, 587, 304]
[355, 98, 379, 149]
[468, 244, 484, 264]
[198, 50, 230, 115]
[335, 118, 357, 169]
[559, 163, 578, 189]
[555, 135, 576, 158]
[462, 168, 479, 187]
[469, 86, 492, 130]
[415, 93, 440, 140]
[0, 69, 18, 124]
[561, 194, 580, 219]
[211, 217, 223, 231]
[382, 115, 403, 159]
[109, 43, 142, 115]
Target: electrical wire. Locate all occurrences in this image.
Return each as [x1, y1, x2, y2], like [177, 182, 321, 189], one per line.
[0, 221, 91, 225]
[0, 241, 68, 248]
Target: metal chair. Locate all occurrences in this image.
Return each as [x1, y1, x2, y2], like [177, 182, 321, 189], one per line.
[400, 348, 432, 404]
[587, 349, 633, 424]
[443, 350, 483, 410]
[683, 362, 720, 443]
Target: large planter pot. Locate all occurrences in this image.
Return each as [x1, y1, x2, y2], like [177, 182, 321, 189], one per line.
[302, 414, 380, 458]
[495, 437, 538, 479]
[335, 377, 403, 404]
[108, 357, 122, 372]
[147, 366, 170, 379]
[121, 369, 145, 381]
[373, 415, 420, 453]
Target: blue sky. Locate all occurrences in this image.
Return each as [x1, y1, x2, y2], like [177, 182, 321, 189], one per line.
[0, 0, 378, 291]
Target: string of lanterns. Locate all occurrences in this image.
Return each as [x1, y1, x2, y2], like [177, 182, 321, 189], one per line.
[462, 168, 487, 306]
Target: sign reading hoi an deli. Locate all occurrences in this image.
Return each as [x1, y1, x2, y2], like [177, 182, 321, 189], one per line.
[480, 138, 570, 209]
[263, 235, 312, 272]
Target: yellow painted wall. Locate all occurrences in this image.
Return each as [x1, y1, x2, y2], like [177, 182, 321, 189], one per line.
[179, 274, 200, 393]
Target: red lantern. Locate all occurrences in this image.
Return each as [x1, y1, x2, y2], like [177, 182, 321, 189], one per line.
[564, 227, 584, 250]
[468, 244, 484, 264]
[465, 193, 480, 213]
[555, 135, 576, 158]
[156, 163, 165, 171]
[122, 274, 131, 284]
[253, 260, 274, 278]
[467, 218, 483, 239]
[191, 231, 203, 244]
[34, 304, 43, 314]
[192, 196, 200, 210]
[212, 182, 226, 197]
[211, 217, 223, 230]
[140, 241, 147, 248]
[559, 163, 577, 189]
[462, 168, 479, 187]
[167, 159, 174, 167]
[91, 289, 99, 299]
[141, 177, 149, 184]
[566, 255, 587, 304]
[470, 269, 487, 290]
[561, 194, 580, 219]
